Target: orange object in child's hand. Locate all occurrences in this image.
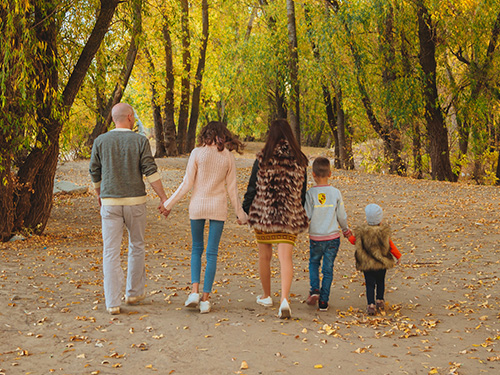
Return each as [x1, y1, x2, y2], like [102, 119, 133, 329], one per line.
[348, 235, 356, 245]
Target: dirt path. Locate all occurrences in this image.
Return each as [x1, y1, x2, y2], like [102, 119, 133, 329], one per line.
[1, 144, 499, 375]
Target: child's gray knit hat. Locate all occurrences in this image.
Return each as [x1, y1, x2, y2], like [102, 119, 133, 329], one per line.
[365, 204, 383, 225]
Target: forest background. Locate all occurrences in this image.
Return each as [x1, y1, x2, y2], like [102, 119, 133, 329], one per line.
[1, 0, 500, 242]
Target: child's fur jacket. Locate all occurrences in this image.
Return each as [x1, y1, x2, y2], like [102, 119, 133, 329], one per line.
[247, 139, 308, 234]
[354, 223, 395, 271]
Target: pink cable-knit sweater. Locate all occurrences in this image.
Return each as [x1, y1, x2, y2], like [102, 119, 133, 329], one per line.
[164, 145, 247, 222]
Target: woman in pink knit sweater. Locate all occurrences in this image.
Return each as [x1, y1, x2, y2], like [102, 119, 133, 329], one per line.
[163, 122, 247, 313]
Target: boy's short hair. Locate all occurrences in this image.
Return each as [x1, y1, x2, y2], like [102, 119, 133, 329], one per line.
[312, 157, 331, 177]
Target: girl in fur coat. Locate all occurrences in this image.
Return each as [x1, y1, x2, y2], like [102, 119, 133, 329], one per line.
[349, 204, 401, 315]
[243, 119, 308, 319]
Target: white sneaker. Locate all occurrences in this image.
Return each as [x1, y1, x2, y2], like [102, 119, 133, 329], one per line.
[199, 300, 211, 314]
[107, 306, 120, 315]
[184, 293, 200, 308]
[278, 299, 291, 319]
[256, 295, 273, 307]
[125, 294, 146, 305]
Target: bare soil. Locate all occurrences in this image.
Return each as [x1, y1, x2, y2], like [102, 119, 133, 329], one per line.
[1, 143, 499, 375]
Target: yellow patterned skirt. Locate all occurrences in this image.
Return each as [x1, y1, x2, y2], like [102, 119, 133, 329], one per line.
[254, 230, 297, 246]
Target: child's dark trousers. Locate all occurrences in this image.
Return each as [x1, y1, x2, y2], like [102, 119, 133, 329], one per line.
[363, 269, 387, 305]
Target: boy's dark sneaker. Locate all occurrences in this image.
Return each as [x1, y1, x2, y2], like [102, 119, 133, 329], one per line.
[318, 301, 328, 311]
[376, 300, 385, 311]
[306, 289, 320, 305]
[367, 304, 376, 315]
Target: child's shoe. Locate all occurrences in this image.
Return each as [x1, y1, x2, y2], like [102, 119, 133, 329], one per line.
[367, 304, 376, 316]
[199, 300, 211, 314]
[318, 301, 328, 311]
[256, 295, 273, 307]
[184, 293, 200, 308]
[107, 306, 120, 315]
[125, 294, 146, 305]
[376, 299, 385, 311]
[306, 289, 320, 306]
[278, 298, 291, 319]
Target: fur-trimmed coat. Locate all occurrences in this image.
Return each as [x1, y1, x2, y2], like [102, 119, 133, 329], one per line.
[242, 140, 308, 234]
[354, 223, 395, 271]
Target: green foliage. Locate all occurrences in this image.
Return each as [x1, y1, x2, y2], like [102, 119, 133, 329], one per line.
[6, 0, 497, 185]
[0, 0, 39, 160]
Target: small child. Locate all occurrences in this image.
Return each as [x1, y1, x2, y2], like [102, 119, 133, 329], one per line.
[304, 157, 352, 311]
[349, 204, 401, 315]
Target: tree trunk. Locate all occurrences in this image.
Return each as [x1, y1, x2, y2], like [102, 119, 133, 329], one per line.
[186, 0, 209, 152]
[177, 0, 191, 154]
[162, 19, 178, 156]
[379, 3, 405, 175]
[312, 122, 325, 147]
[13, 0, 120, 237]
[304, 3, 341, 167]
[335, 87, 352, 169]
[286, 0, 300, 144]
[323, 87, 340, 168]
[416, 1, 456, 181]
[144, 47, 166, 158]
[85, 0, 142, 149]
[0, 4, 22, 240]
[496, 149, 500, 185]
[93, 46, 107, 152]
[0, 137, 14, 240]
[344, 19, 400, 173]
[260, 0, 288, 126]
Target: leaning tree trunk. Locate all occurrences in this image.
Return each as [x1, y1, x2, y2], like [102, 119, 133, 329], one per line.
[186, 0, 209, 152]
[286, 0, 300, 144]
[417, 1, 456, 181]
[344, 19, 402, 174]
[13, 0, 120, 237]
[144, 47, 166, 158]
[177, 0, 191, 154]
[85, 0, 142, 149]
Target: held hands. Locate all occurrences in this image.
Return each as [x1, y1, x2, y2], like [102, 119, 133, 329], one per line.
[237, 212, 248, 225]
[342, 228, 353, 239]
[158, 200, 171, 218]
[236, 212, 248, 225]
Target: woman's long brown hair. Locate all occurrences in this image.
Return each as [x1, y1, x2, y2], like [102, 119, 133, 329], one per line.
[261, 119, 308, 167]
[197, 121, 244, 154]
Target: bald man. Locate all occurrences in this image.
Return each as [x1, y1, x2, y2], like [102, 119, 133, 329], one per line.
[89, 103, 168, 315]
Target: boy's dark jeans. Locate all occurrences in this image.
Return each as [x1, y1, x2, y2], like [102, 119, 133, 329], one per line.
[309, 238, 340, 303]
[363, 269, 387, 305]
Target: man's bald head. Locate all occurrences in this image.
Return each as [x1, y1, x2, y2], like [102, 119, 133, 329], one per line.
[112, 103, 135, 129]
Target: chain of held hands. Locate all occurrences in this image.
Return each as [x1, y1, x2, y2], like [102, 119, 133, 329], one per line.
[156, 201, 247, 225]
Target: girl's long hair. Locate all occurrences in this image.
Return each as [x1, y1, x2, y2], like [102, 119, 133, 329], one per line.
[261, 119, 308, 167]
[197, 121, 244, 153]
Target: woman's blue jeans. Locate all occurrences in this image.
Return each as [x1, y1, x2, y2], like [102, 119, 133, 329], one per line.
[190, 219, 224, 294]
[309, 238, 340, 303]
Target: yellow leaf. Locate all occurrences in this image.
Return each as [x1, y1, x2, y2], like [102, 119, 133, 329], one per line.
[240, 360, 249, 370]
[314, 364, 323, 369]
